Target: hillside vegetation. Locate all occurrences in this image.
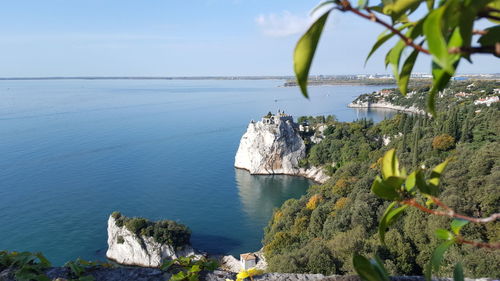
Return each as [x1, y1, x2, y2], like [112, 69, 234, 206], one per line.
[263, 83, 499, 278]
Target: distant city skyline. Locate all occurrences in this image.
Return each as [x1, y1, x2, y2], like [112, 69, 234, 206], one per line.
[0, 0, 498, 77]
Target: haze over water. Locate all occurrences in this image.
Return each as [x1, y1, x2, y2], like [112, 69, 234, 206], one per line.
[0, 79, 394, 265]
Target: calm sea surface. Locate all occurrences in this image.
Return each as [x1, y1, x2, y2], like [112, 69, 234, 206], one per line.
[0, 79, 395, 265]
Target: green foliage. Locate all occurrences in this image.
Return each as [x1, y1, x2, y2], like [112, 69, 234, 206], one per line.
[0, 251, 51, 281]
[113, 213, 191, 248]
[294, 0, 499, 115]
[64, 258, 115, 281]
[293, 11, 330, 98]
[111, 211, 122, 220]
[117, 235, 125, 244]
[432, 134, 456, 151]
[263, 99, 499, 277]
[352, 254, 389, 281]
[160, 256, 218, 281]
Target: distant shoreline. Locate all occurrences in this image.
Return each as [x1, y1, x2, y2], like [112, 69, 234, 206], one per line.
[0, 76, 292, 81]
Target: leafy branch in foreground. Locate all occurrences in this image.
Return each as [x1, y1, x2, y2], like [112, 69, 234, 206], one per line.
[0, 251, 51, 281]
[353, 149, 499, 281]
[160, 255, 218, 281]
[294, 0, 499, 115]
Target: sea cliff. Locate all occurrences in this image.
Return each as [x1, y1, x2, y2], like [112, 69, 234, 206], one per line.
[234, 112, 330, 184]
[106, 213, 200, 267]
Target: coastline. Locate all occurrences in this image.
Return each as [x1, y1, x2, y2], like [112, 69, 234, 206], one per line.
[234, 166, 330, 185]
[347, 101, 425, 115]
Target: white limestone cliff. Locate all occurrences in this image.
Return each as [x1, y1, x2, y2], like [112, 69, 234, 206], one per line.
[235, 114, 330, 184]
[106, 216, 200, 267]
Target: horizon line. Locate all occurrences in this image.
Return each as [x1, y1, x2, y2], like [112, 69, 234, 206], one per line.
[0, 73, 499, 81]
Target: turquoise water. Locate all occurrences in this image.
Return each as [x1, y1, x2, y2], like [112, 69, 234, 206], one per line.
[0, 79, 393, 265]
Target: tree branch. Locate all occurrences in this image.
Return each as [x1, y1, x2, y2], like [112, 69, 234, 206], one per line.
[400, 198, 500, 223]
[337, 0, 430, 55]
[449, 45, 500, 56]
[456, 237, 500, 250]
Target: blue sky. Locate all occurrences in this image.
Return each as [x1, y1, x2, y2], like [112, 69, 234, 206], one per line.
[0, 0, 497, 77]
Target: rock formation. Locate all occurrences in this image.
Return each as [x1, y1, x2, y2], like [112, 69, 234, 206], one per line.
[106, 214, 200, 267]
[235, 112, 329, 184]
[348, 100, 425, 115]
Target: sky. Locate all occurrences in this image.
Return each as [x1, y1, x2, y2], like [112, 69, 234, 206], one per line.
[0, 0, 497, 77]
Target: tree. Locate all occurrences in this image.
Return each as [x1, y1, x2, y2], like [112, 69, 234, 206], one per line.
[293, 0, 499, 116]
[288, 1, 500, 280]
[432, 133, 456, 151]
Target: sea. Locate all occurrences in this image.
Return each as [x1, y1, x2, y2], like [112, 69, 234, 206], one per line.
[0, 79, 396, 265]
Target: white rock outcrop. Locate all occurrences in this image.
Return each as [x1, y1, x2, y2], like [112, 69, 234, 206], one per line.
[235, 115, 330, 184]
[106, 216, 200, 267]
[348, 101, 425, 115]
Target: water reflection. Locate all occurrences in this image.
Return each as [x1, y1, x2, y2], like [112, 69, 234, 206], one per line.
[352, 107, 397, 122]
[234, 169, 311, 225]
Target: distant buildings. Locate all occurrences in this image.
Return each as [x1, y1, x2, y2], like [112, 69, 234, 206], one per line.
[455, 92, 474, 98]
[474, 96, 499, 106]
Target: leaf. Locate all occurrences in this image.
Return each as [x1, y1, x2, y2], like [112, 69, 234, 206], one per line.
[384, 176, 405, 189]
[388, 39, 407, 81]
[428, 159, 449, 187]
[172, 271, 187, 281]
[435, 229, 454, 240]
[203, 259, 219, 271]
[160, 259, 175, 271]
[454, 263, 464, 281]
[294, 11, 330, 98]
[426, 0, 435, 10]
[427, 63, 454, 116]
[450, 219, 469, 235]
[382, 149, 400, 179]
[379, 202, 409, 244]
[189, 264, 201, 273]
[34, 252, 51, 268]
[383, 0, 422, 20]
[425, 240, 455, 281]
[398, 48, 420, 95]
[371, 176, 402, 201]
[371, 256, 390, 281]
[352, 254, 389, 281]
[405, 171, 417, 192]
[310, 1, 335, 16]
[365, 24, 411, 65]
[478, 26, 500, 46]
[358, 0, 369, 8]
[486, 0, 500, 23]
[424, 5, 456, 74]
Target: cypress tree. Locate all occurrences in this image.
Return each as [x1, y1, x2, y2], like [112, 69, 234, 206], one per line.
[412, 122, 420, 167]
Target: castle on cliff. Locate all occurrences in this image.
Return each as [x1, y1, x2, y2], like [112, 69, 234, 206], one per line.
[260, 110, 293, 125]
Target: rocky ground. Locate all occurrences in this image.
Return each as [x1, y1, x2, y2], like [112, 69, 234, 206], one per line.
[1, 266, 495, 281]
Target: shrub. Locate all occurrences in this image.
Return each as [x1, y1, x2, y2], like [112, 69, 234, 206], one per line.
[334, 197, 350, 210]
[306, 194, 322, 210]
[125, 218, 149, 235]
[111, 211, 121, 219]
[113, 213, 191, 248]
[432, 134, 455, 151]
[117, 236, 124, 244]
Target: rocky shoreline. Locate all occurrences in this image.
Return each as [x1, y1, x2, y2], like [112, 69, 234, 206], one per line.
[235, 166, 329, 184]
[347, 101, 425, 115]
